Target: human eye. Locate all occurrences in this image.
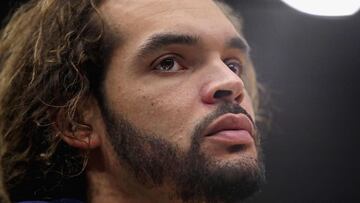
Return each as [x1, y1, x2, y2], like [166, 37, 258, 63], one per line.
[224, 58, 243, 75]
[152, 55, 184, 72]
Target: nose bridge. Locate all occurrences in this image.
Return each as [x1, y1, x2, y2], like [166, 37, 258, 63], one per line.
[200, 59, 245, 104]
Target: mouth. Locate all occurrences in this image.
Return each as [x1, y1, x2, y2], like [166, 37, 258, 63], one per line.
[203, 113, 255, 146]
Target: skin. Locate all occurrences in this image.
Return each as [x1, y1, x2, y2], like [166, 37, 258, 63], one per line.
[64, 0, 258, 202]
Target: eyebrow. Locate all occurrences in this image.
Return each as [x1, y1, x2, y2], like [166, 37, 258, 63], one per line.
[135, 33, 250, 60]
[226, 37, 250, 53]
[137, 33, 200, 57]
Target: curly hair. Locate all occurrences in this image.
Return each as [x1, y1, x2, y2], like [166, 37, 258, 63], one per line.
[0, 144, 10, 203]
[0, 0, 260, 201]
[0, 0, 116, 200]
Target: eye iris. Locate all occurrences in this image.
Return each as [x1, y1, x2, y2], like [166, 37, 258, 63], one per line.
[160, 58, 174, 70]
[228, 63, 238, 73]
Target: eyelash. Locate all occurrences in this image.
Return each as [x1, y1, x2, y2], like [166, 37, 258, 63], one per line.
[224, 59, 244, 75]
[151, 54, 243, 75]
[152, 54, 185, 72]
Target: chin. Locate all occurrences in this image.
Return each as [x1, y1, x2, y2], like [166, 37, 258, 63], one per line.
[175, 149, 265, 203]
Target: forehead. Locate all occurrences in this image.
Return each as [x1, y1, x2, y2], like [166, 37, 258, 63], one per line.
[100, 0, 241, 43]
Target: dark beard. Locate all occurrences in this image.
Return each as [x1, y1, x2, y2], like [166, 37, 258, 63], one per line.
[99, 101, 265, 203]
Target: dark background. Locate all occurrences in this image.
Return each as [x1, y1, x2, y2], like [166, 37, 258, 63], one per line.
[1, 0, 360, 202]
[227, 1, 360, 202]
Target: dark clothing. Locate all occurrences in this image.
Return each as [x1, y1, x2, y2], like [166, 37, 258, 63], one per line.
[17, 199, 83, 203]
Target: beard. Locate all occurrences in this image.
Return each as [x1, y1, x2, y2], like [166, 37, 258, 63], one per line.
[99, 101, 265, 203]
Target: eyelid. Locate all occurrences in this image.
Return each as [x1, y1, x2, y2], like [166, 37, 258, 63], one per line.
[150, 53, 183, 67]
[224, 58, 244, 74]
[151, 54, 187, 74]
[224, 57, 243, 63]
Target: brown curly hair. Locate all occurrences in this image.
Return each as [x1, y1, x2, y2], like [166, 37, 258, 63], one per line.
[0, 0, 260, 201]
[0, 0, 117, 200]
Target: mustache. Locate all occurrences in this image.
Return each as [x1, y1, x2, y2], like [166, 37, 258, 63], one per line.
[192, 102, 255, 142]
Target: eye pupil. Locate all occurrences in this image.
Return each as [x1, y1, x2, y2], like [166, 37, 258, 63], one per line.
[160, 58, 174, 70]
[228, 63, 238, 73]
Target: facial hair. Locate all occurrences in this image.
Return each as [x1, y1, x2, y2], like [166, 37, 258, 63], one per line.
[99, 101, 265, 203]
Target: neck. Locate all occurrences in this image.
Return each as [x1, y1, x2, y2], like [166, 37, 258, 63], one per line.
[86, 146, 180, 203]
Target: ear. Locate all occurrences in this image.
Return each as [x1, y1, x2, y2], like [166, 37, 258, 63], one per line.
[55, 97, 102, 150]
[59, 124, 101, 150]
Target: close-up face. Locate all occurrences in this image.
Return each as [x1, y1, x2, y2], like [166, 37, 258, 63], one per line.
[96, 0, 264, 201]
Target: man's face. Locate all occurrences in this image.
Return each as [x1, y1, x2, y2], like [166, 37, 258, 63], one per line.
[97, 0, 264, 202]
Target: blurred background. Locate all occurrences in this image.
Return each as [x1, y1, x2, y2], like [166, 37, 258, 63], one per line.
[227, 0, 360, 202]
[1, 0, 360, 202]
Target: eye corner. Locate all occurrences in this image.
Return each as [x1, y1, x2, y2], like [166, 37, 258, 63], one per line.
[224, 58, 244, 75]
[151, 54, 186, 73]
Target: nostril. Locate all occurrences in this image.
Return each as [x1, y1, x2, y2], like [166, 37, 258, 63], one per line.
[235, 93, 244, 103]
[213, 90, 232, 99]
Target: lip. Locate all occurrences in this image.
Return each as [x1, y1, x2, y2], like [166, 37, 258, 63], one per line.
[203, 113, 255, 142]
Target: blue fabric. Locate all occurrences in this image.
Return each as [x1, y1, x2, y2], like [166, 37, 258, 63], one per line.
[17, 199, 83, 203]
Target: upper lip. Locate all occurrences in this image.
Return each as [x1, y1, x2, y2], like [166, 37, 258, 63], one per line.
[203, 113, 255, 138]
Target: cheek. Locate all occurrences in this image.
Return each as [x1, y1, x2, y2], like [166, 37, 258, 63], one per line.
[113, 85, 199, 147]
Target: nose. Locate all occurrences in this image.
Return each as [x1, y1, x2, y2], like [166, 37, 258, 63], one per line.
[200, 61, 245, 105]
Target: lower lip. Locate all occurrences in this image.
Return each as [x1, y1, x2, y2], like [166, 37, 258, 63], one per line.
[205, 130, 254, 145]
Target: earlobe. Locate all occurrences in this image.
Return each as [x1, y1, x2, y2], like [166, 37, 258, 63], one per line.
[60, 125, 101, 149]
[55, 98, 103, 150]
